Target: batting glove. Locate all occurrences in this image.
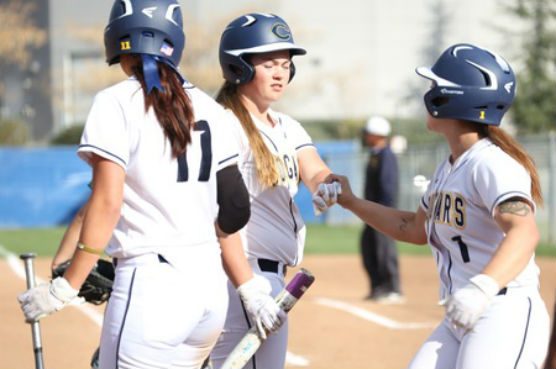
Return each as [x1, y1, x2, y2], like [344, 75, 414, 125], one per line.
[445, 274, 500, 330]
[312, 182, 342, 215]
[18, 277, 79, 322]
[237, 276, 286, 339]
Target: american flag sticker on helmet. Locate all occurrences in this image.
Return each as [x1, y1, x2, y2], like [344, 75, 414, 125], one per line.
[160, 42, 174, 57]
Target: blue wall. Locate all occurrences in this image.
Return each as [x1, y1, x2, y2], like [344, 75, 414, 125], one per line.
[0, 141, 358, 228]
[0, 147, 91, 228]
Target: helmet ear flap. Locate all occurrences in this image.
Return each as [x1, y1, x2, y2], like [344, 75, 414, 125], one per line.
[289, 62, 296, 83]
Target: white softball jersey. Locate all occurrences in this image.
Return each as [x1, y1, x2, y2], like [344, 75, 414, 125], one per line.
[78, 77, 239, 259]
[79, 77, 238, 369]
[420, 138, 540, 299]
[211, 109, 314, 369]
[411, 138, 550, 369]
[228, 109, 314, 266]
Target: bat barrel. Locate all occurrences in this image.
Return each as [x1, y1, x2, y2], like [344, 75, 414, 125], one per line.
[285, 268, 315, 299]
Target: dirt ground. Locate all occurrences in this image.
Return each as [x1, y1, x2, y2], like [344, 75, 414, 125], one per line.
[2, 254, 555, 369]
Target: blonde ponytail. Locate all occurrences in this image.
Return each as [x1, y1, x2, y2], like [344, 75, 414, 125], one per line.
[216, 82, 279, 187]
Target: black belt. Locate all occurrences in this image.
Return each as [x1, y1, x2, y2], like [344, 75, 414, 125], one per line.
[258, 259, 281, 273]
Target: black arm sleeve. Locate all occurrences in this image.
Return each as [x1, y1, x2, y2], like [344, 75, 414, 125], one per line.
[216, 164, 250, 234]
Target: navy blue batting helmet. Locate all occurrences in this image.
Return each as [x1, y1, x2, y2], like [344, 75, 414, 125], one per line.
[104, 0, 185, 66]
[416, 43, 516, 126]
[219, 13, 306, 85]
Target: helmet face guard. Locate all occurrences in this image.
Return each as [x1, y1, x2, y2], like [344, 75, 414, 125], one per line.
[104, 0, 185, 67]
[219, 13, 306, 85]
[416, 44, 516, 126]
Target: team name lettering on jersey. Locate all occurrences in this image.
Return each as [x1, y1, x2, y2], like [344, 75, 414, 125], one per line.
[277, 153, 299, 188]
[428, 191, 466, 229]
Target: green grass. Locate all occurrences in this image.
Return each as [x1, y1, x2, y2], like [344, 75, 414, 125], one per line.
[305, 224, 556, 257]
[0, 224, 555, 258]
[0, 227, 66, 256]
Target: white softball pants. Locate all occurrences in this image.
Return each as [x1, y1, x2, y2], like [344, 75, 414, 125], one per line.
[407, 290, 549, 369]
[98, 248, 228, 369]
[210, 258, 288, 369]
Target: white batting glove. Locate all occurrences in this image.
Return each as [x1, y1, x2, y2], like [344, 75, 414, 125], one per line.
[17, 277, 79, 322]
[445, 274, 500, 330]
[237, 276, 286, 339]
[312, 182, 342, 215]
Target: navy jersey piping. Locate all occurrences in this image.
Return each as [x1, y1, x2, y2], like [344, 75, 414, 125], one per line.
[295, 143, 314, 150]
[490, 191, 532, 215]
[218, 153, 239, 165]
[258, 130, 278, 151]
[79, 144, 127, 167]
[115, 268, 137, 369]
[513, 297, 532, 369]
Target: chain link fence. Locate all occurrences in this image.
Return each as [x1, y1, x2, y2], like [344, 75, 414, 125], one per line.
[320, 133, 556, 244]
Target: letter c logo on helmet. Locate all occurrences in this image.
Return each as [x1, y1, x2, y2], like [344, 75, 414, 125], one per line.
[272, 23, 292, 40]
[415, 43, 516, 126]
[219, 13, 306, 85]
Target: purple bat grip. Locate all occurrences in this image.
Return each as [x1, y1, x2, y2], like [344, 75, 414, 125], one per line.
[285, 268, 315, 299]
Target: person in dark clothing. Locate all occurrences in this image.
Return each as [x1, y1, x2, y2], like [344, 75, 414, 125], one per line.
[361, 116, 403, 303]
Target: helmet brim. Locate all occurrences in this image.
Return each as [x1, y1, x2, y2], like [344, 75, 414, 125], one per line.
[225, 42, 307, 57]
[415, 66, 460, 87]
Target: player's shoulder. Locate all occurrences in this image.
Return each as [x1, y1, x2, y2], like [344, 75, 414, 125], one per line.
[94, 78, 142, 103]
[271, 110, 301, 127]
[271, 110, 310, 136]
[471, 140, 527, 176]
[185, 86, 230, 123]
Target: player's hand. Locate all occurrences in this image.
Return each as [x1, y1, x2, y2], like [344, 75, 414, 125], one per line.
[17, 277, 79, 322]
[237, 276, 286, 339]
[312, 182, 342, 215]
[323, 174, 355, 208]
[445, 274, 500, 330]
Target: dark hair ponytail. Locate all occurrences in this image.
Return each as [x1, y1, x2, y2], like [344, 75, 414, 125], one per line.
[131, 55, 193, 157]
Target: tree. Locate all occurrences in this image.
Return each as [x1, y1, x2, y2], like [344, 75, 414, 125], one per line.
[400, 0, 451, 116]
[0, 1, 47, 95]
[507, 0, 556, 133]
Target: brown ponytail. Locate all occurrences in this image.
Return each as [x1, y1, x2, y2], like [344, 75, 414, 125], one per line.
[484, 125, 543, 206]
[130, 55, 193, 158]
[216, 81, 279, 187]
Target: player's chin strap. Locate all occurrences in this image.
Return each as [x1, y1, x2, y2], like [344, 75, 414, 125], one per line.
[141, 54, 186, 94]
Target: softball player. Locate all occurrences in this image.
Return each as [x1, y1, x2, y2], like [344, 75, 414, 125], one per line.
[209, 13, 339, 369]
[18, 1, 285, 368]
[323, 44, 550, 368]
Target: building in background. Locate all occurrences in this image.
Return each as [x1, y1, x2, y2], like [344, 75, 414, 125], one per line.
[0, 0, 52, 141]
[1, 0, 522, 142]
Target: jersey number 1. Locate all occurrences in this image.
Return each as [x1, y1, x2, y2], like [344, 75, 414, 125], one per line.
[177, 120, 212, 182]
[451, 235, 470, 263]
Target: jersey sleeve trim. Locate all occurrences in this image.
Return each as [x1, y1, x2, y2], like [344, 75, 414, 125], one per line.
[295, 143, 315, 151]
[218, 153, 239, 166]
[78, 144, 127, 169]
[420, 196, 429, 210]
[490, 190, 536, 216]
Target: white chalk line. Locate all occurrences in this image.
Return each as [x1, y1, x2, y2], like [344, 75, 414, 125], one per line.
[314, 297, 437, 330]
[1, 245, 309, 366]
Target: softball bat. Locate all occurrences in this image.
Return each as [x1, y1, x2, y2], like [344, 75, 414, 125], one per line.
[220, 268, 315, 369]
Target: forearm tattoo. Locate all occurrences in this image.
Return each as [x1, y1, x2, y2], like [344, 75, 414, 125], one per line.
[399, 217, 410, 232]
[498, 200, 531, 217]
